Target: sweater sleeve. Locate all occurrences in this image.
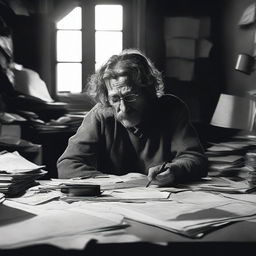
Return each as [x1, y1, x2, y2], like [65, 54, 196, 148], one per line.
[57, 105, 104, 179]
[169, 101, 208, 183]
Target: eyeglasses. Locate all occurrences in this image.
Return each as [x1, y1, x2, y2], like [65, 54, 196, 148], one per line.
[108, 93, 139, 105]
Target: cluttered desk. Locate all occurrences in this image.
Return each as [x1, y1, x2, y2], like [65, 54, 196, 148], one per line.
[1, 133, 256, 256]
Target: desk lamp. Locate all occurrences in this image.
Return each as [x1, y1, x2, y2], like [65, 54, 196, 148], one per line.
[210, 93, 256, 131]
[235, 53, 255, 74]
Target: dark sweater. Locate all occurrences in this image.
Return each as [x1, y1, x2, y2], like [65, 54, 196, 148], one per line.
[57, 94, 208, 182]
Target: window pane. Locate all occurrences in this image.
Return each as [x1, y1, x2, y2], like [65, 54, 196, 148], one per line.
[95, 5, 123, 30]
[57, 31, 82, 62]
[56, 7, 82, 29]
[95, 62, 102, 71]
[95, 31, 122, 65]
[57, 63, 82, 93]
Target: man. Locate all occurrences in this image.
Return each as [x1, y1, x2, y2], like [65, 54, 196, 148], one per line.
[57, 49, 208, 186]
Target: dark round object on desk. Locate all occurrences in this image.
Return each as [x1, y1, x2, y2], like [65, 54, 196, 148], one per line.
[60, 184, 101, 196]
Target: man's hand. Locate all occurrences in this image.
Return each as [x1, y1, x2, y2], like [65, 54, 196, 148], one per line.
[147, 162, 175, 187]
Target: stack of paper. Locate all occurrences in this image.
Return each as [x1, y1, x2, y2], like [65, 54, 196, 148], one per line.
[206, 136, 256, 178]
[207, 154, 245, 176]
[175, 176, 255, 194]
[0, 193, 4, 203]
[206, 143, 243, 156]
[208, 135, 256, 154]
[0, 151, 46, 197]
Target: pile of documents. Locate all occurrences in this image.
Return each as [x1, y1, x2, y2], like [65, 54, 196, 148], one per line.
[0, 151, 46, 197]
[207, 153, 245, 176]
[174, 176, 256, 193]
[245, 151, 256, 185]
[0, 193, 4, 203]
[206, 136, 256, 177]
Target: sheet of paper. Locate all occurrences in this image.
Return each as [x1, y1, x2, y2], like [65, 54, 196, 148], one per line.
[0, 193, 4, 204]
[207, 144, 239, 152]
[0, 204, 35, 226]
[51, 172, 149, 190]
[220, 193, 256, 204]
[104, 187, 170, 200]
[180, 177, 252, 193]
[106, 200, 256, 238]
[207, 155, 244, 163]
[170, 191, 234, 206]
[0, 151, 44, 173]
[0, 209, 125, 249]
[27, 229, 142, 250]
[14, 67, 54, 103]
[8, 190, 61, 205]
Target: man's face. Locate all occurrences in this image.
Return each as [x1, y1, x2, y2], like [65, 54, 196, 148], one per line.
[106, 76, 149, 128]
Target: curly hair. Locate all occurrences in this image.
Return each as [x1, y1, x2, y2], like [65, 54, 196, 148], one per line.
[86, 49, 165, 105]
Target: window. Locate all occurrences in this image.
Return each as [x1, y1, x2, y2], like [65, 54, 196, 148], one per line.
[56, 7, 82, 93]
[55, 3, 123, 94]
[95, 5, 123, 70]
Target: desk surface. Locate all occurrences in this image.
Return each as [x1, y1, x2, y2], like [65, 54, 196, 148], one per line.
[1, 182, 256, 256]
[1, 220, 256, 256]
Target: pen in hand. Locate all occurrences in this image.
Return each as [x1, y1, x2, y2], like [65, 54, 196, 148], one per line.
[145, 178, 152, 188]
[146, 161, 168, 188]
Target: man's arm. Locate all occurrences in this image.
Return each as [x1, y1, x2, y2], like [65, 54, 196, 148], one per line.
[169, 103, 208, 183]
[57, 105, 103, 179]
[148, 99, 208, 186]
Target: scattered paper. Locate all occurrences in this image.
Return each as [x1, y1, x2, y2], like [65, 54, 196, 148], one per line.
[0, 204, 36, 226]
[14, 67, 54, 103]
[220, 193, 256, 204]
[170, 191, 234, 206]
[51, 172, 149, 190]
[27, 229, 141, 250]
[104, 187, 170, 200]
[0, 208, 125, 249]
[8, 190, 61, 205]
[0, 151, 44, 173]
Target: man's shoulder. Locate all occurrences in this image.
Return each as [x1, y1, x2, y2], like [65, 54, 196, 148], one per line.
[158, 94, 187, 110]
[156, 94, 189, 125]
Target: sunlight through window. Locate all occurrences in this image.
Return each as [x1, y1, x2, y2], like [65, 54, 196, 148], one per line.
[56, 5, 123, 93]
[57, 7, 81, 29]
[95, 5, 123, 30]
[57, 63, 81, 93]
[57, 31, 82, 62]
[95, 5, 123, 69]
[56, 7, 82, 93]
